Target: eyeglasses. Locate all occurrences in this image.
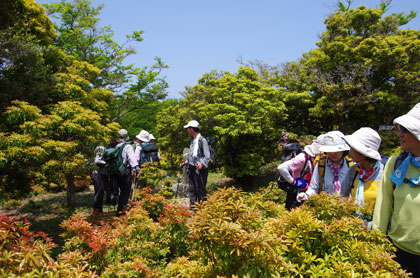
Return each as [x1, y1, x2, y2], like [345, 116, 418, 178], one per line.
[398, 125, 410, 133]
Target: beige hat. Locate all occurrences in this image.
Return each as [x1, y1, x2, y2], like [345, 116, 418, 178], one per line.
[136, 130, 150, 142]
[343, 127, 381, 161]
[183, 120, 199, 128]
[394, 102, 420, 141]
[118, 129, 129, 140]
[304, 142, 321, 157]
[319, 131, 350, 152]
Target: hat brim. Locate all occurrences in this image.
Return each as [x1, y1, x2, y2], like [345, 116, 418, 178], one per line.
[319, 144, 349, 153]
[394, 114, 420, 141]
[343, 135, 381, 161]
[136, 135, 149, 142]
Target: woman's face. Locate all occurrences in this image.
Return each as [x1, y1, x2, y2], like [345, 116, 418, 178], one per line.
[349, 148, 365, 163]
[327, 151, 344, 163]
[398, 125, 420, 156]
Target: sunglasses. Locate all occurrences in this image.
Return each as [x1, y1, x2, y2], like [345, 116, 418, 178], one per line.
[398, 125, 410, 133]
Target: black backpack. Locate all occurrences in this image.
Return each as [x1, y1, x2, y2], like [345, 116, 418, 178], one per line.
[281, 142, 304, 162]
[141, 143, 160, 165]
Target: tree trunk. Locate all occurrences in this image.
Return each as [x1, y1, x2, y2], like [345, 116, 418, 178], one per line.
[66, 173, 75, 208]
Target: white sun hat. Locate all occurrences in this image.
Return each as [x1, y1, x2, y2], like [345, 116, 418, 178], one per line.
[319, 131, 350, 153]
[343, 127, 382, 161]
[393, 102, 420, 141]
[304, 142, 322, 157]
[183, 120, 199, 128]
[149, 134, 156, 141]
[136, 130, 150, 142]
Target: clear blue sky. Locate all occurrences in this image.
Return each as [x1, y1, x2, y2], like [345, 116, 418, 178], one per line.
[40, 0, 420, 99]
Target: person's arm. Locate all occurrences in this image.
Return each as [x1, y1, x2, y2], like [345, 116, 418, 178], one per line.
[306, 164, 320, 196]
[278, 161, 294, 184]
[125, 144, 139, 169]
[372, 156, 396, 233]
[340, 165, 357, 197]
[198, 137, 210, 169]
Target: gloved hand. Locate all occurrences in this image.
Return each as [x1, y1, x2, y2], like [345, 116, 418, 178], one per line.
[296, 192, 309, 202]
[134, 165, 141, 174]
[293, 178, 308, 189]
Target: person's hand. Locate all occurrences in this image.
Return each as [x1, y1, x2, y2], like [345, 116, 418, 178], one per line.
[293, 178, 308, 189]
[180, 161, 187, 168]
[134, 166, 141, 174]
[196, 162, 203, 170]
[297, 192, 309, 202]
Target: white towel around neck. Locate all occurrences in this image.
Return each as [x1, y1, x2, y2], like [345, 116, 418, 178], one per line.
[193, 133, 202, 157]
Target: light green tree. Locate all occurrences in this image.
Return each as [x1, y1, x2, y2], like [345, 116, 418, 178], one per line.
[156, 67, 287, 185]
[44, 0, 169, 123]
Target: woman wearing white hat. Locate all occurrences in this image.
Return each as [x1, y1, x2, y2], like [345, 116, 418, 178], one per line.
[373, 103, 420, 277]
[298, 131, 352, 201]
[134, 130, 150, 165]
[340, 128, 384, 217]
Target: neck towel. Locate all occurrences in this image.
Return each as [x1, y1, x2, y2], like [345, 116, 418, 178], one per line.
[327, 158, 344, 194]
[390, 153, 420, 187]
[355, 160, 381, 206]
[193, 133, 202, 157]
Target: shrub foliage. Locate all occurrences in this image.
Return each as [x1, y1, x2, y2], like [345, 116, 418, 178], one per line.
[0, 188, 409, 277]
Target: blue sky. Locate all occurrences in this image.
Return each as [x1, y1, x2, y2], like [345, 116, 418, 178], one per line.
[40, 0, 420, 99]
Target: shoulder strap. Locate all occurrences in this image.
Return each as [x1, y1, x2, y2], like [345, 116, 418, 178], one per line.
[345, 156, 354, 167]
[318, 157, 326, 192]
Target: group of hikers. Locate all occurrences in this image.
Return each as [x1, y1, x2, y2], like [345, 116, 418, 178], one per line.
[90, 103, 420, 277]
[91, 120, 211, 215]
[277, 102, 420, 277]
[91, 129, 161, 216]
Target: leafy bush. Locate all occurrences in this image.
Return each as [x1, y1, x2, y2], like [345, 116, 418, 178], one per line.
[0, 215, 95, 277]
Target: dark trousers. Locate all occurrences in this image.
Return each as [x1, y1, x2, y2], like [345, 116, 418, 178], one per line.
[115, 172, 132, 213]
[394, 244, 420, 278]
[188, 165, 208, 210]
[92, 170, 111, 212]
[285, 185, 302, 211]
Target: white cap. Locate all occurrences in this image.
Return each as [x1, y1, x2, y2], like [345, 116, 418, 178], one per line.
[136, 130, 150, 142]
[343, 127, 381, 161]
[183, 120, 199, 128]
[393, 102, 420, 141]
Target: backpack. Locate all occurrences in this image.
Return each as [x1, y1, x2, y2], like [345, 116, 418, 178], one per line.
[141, 143, 160, 165]
[103, 143, 128, 176]
[198, 136, 217, 169]
[317, 155, 354, 192]
[281, 142, 304, 162]
[277, 143, 310, 191]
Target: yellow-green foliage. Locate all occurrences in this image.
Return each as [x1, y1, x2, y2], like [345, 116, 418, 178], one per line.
[1, 188, 408, 277]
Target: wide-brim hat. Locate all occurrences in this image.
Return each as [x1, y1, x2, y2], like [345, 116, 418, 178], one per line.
[136, 130, 150, 142]
[183, 120, 199, 128]
[304, 142, 322, 157]
[393, 102, 420, 141]
[319, 131, 350, 153]
[343, 127, 381, 161]
[149, 134, 156, 140]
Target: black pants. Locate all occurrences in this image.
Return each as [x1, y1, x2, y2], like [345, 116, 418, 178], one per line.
[285, 185, 302, 211]
[92, 170, 111, 212]
[394, 244, 420, 278]
[188, 165, 208, 210]
[114, 172, 132, 213]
